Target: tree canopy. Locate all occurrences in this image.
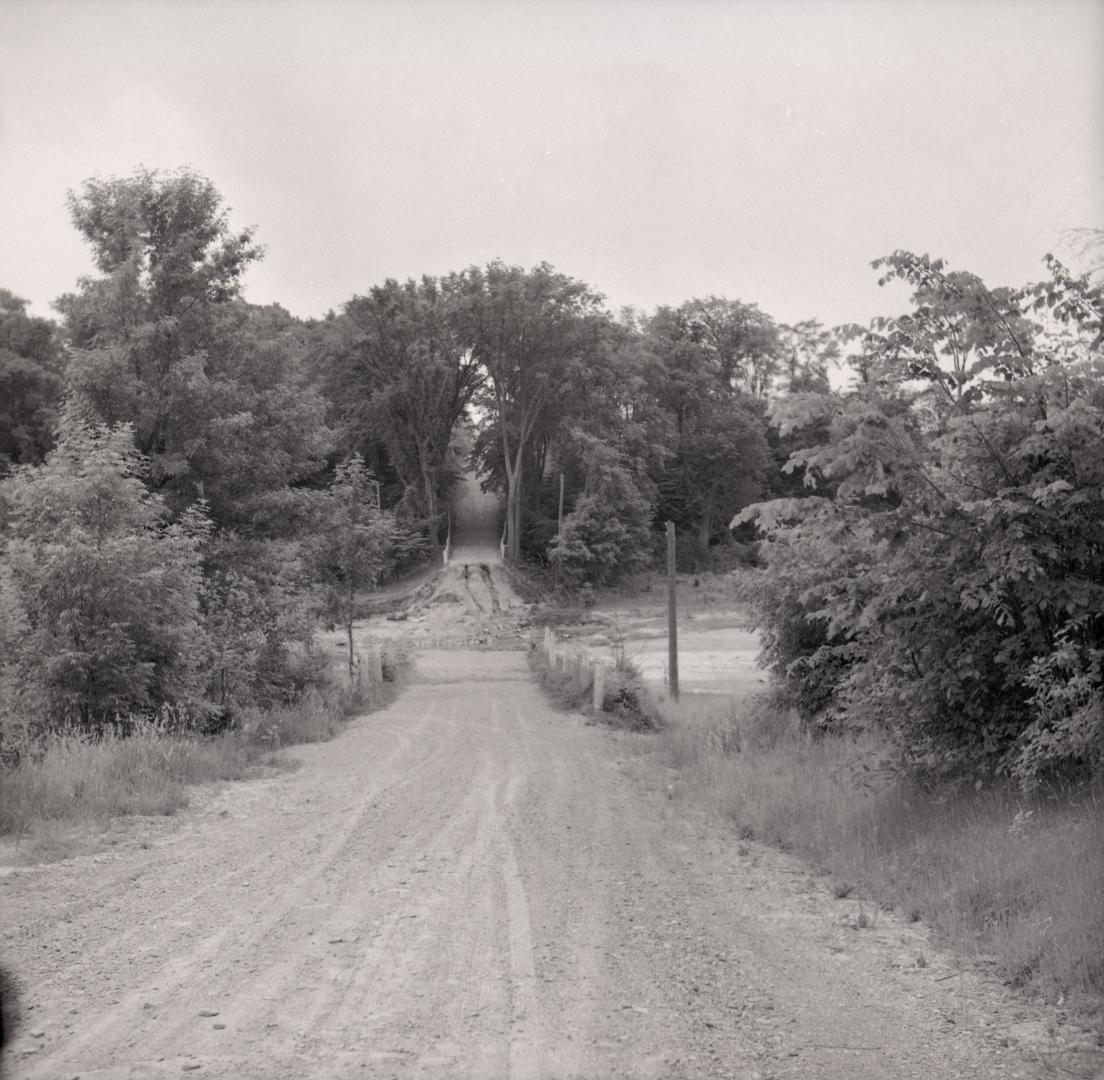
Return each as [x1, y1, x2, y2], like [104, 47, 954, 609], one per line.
[739, 249, 1104, 785]
[4, 160, 1102, 789]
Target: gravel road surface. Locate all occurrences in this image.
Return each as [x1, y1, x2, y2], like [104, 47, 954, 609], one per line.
[3, 645, 1100, 1079]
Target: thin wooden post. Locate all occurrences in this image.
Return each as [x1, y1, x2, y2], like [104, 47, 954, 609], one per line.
[666, 520, 679, 701]
[592, 662, 606, 712]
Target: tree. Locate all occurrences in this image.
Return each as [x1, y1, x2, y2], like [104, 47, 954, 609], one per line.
[672, 296, 783, 399]
[452, 262, 609, 563]
[549, 430, 654, 585]
[1, 417, 209, 730]
[671, 395, 771, 560]
[0, 289, 64, 470]
[740, 250, 1104, 784]
[777, 319, 837, 394]
[471, 311, 667, 566]
[57, 168, 330, 529]
[316, 277, 483, 557]
[647, 300, 774, 561]
[306, 456, 395, 679]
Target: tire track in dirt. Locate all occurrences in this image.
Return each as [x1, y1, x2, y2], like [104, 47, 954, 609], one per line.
[6, 648, 1101, 1079]
[124, 720, 464, 1064]
[3, 716, 421, 971]
[12, 697, 464, 1078]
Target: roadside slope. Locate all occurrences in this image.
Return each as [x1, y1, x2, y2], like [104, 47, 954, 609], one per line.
[4, 648, 1099, 1078]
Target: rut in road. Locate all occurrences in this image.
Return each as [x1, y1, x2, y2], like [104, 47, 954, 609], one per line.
[3, 647, 1095, 1079]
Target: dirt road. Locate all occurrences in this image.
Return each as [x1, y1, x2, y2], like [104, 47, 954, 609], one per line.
[4, 639, 1098, 1079]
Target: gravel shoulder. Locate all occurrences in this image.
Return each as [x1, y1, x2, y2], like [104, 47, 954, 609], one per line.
[3, 640, 1101, 1079]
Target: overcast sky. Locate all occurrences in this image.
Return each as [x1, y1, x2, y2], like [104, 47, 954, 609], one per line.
[1, 0, 1101, 331]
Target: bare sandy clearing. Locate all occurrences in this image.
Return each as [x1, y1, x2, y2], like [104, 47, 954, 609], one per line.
[556, 577, 764, 699]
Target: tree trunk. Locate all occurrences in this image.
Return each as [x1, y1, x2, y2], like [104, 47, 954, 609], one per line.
[346, 574, 355, 682]
[423, 465, 440, 558]
[501, 429, 528, 564]
[698, 499, 713, 563]
[510, 465, 523, 562]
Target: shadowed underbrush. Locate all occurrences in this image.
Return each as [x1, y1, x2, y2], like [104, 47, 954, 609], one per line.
[658, 692, 1104, 1010]
[0, 645, 409, 844]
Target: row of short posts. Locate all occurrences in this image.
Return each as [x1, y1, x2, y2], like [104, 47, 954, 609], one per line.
[542, 626, 607, 712]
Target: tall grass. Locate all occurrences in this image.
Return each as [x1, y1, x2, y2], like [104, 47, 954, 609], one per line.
[658, 692, 1104, 1008]
[0, 647, 408, 844]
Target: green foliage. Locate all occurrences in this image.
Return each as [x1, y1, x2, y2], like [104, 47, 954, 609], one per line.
[651, 296, 783, 400]
[1, 417, 209, 731]
[304, 455, 397, 676]
[741, 250, 1104, 785]
[0, 560, 36, 753]
[453, 261, 611, 563]
[57, 168, 329, 529]
[646, 298, 776, 558]
[0, 289, 64, 470]
[549, 431, 655, 586]
[315, 277, 483, 555]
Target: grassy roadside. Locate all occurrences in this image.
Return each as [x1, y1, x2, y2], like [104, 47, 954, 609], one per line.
[0, 645, 410, 852]
[658, 692, 1104, 1013]
[527, 642, 660, 731]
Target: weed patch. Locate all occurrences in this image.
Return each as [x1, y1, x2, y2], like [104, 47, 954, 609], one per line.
[0, 646, 410, 847]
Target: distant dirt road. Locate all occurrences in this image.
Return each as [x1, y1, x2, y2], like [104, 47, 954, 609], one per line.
[4, 642, 1097, 1079]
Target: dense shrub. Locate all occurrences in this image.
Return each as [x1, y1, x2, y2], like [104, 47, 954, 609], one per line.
[740, 252, 1104, 785]
[549, 432, 654, 587]
[1, 419, 210, 733]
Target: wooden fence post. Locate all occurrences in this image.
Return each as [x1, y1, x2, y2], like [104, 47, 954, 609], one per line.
[592, 661, 606, 712]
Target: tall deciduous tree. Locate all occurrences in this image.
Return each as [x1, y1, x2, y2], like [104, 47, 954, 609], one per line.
[317, 277, 483, 557]
[452, 261, 608, 562]
[673, 396, 771, 559]
[56, 168, 329, 529]
[648, 300, 774, 560]
[673, 296, 783, 399]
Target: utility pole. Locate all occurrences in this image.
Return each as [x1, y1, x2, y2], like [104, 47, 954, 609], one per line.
[666, 520, 679, 701]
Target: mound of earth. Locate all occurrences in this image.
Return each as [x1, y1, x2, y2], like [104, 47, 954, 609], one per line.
[389, 560, 531, 648]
